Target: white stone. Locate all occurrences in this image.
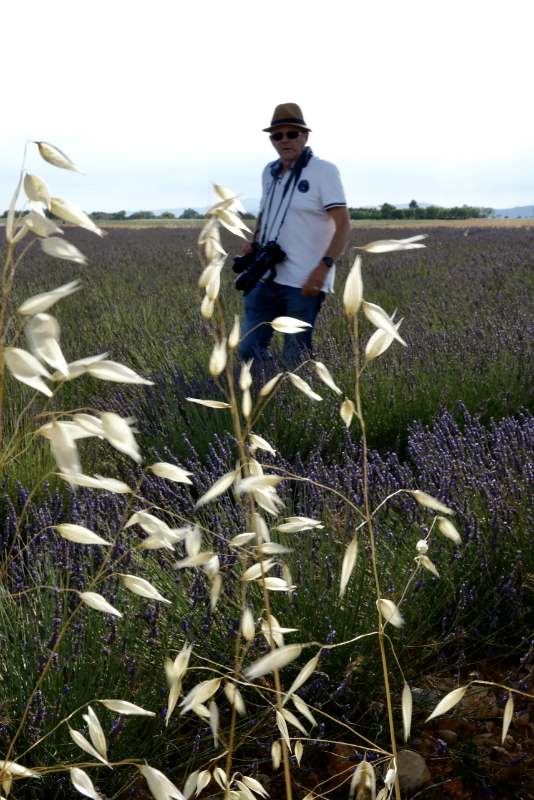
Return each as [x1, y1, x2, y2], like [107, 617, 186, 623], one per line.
[396, 750, 431, 794]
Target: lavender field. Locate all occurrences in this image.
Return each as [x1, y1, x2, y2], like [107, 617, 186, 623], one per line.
[2, 225, 534, 797]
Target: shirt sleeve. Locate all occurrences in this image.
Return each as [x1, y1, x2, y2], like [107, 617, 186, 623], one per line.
[318, 162, 347, 210]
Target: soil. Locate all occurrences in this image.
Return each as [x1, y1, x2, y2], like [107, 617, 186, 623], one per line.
[123, 660, 534, 800]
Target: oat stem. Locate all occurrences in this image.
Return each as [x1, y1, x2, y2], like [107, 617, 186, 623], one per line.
[353, 311, 401, 800]
[221, 314, 293, 800]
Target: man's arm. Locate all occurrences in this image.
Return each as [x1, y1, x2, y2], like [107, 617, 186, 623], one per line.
[302, 207, 351, 297]
[242, 212, 262, 255]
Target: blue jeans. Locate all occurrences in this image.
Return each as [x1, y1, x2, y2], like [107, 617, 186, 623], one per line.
[238, 281, 325, 363]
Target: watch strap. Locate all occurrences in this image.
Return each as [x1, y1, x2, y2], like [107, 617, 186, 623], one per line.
[321, 256, 335, 268]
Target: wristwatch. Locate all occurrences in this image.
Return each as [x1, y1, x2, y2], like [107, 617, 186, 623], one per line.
[321, 257, 335, 268]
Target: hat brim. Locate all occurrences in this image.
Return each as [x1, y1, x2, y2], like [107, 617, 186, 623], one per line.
[263, 122, 312, 133]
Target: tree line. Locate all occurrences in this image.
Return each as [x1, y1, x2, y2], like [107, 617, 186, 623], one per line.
[349, 200, 493, 220]
[2, 201, 492, 222]
[89, 209, 256, 220]
[0, 208, 256, 221]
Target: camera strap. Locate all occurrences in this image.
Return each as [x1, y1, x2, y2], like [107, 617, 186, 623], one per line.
[260, 147, 313, 246]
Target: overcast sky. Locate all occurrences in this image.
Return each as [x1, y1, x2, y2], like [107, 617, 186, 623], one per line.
[1, 0, 532, 212]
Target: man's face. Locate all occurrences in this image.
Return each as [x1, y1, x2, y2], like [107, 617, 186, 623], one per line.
[270, 125, 308, 162]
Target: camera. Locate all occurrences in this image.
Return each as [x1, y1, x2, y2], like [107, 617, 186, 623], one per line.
[232, 241, 287, 295]
[232, 241, 260, 275]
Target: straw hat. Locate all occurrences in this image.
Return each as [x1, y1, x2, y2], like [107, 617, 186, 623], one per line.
[263, 103, 312, 133]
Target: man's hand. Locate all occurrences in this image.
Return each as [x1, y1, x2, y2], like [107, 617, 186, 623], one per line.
[302, 208, 350, 297]
[302, 262, 330, 297]
[242, 242, 255, 255]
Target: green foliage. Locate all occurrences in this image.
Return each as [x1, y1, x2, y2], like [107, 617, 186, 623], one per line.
[128, 210, 156, 219]
[1, 209, 30, 218]
[90, 210, 127, 220]
[179, 208, 203, 219]
[0, 546, 220, 791]
[380, 202, 397, 218]
[349, 204, 494, 220]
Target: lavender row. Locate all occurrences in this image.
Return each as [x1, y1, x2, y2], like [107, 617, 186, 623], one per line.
[2, 403, 534, 776]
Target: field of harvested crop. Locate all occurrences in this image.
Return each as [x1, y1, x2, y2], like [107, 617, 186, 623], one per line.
[82, 217, 534, 230]
[2, 223, 534, 799]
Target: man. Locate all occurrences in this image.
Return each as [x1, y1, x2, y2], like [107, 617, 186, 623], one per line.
[238, 102, 351, 362]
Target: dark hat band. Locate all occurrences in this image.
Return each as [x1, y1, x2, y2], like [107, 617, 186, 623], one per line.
[270, 117, 306, 126]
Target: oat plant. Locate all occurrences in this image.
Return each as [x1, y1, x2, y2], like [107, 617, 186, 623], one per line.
[0, 151, 519, 800]
[176, 199, 440, 800]
[0, 143, 197, 799]
[179, 196, 518, 800]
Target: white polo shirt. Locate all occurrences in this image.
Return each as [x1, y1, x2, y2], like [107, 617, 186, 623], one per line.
[258, 152, 347, 293]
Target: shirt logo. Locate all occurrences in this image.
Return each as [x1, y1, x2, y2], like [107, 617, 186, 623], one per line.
[297, 179, 309, 193]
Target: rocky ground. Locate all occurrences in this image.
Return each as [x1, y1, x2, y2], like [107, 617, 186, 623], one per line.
[315, 661, 534, 800]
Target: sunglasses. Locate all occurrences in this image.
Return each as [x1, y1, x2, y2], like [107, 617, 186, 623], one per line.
[270, 131, 303, 141]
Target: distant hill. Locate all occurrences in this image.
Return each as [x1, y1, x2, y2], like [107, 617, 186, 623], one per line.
[391, 202, 436, 209]
[392, 203, 533, 218]
[148, 208, 187, 217]
[491, 205, 534, 219]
